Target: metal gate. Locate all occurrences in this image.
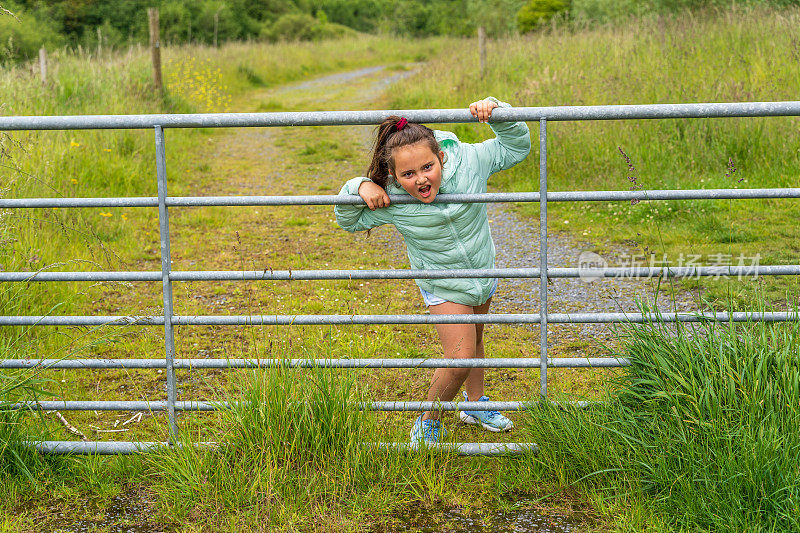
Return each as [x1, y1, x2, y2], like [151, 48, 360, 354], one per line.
[2, 102, 800, 455]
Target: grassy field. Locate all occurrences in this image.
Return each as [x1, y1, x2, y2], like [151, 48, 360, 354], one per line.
[2, 6, 800, 532]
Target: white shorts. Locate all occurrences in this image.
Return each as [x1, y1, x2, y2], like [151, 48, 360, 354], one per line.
[419, 279, 498, 307]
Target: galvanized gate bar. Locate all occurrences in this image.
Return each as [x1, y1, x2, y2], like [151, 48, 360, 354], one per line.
[165, 311, 800, 324]
[12, 400, 583, 412]
[2, 187, 799, 209]
[29, 440, 537, 456]
[3, 264, 799, 283]
[0, 197, 159, 208]
[29, 441, 217, 455]
[544, 265, 797, 277]
[154, 126, 178, 438]
[162, 188, 800, 205]
[0, 357, 629, 369]
[2, 101, 800, 130]
[31, 441, 170, 455]
[372, 442, 538, 455]
[539, 119, 548, 398]
[0, 311, 796, 327]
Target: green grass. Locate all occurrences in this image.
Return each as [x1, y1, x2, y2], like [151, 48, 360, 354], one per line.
[164, 37, 450, 96]
[522, 294, 800, 532]
[143, 365, 586, 531]
[285, 216, 312, 227]
[3, 7, 800, 531]
[0, 369, 53, 483]
[146, 366, 385, 528]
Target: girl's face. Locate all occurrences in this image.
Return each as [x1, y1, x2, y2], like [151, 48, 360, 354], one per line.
[392, 142, 444, 203]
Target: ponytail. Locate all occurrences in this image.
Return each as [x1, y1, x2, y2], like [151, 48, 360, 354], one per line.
[366, 117, 442, 190]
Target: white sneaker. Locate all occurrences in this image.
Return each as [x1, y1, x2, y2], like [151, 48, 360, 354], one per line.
[458, 391, 514, 432]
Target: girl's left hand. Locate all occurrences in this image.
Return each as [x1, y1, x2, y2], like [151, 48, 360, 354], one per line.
[469, 99, 499, 123]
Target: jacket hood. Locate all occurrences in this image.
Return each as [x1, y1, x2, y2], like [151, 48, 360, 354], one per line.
[435, 130, 460, 192]
[386, 129, 460, 195]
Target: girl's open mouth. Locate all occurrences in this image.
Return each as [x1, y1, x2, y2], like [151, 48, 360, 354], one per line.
[419, 184, 432, 198]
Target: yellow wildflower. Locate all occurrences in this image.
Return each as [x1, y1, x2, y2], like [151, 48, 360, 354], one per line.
[70, 178, 78, 184]
[70, 140, 80, 148]
[100, 212, 112, 217]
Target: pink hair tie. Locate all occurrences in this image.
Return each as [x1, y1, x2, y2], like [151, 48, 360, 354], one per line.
[396, 117, 408, 131]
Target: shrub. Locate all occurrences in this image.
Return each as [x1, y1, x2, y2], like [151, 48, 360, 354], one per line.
[0, 8, 63, 62]
[517, 0, 571, 33]
[569, 0, 650, 24]
[261, 13, 356, 43]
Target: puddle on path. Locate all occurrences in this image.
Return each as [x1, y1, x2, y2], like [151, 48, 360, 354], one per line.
[378, 502, 588, 533]
[41, 494, 171, 533]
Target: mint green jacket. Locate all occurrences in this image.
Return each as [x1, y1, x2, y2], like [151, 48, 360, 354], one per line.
[335, 98, 531, 306]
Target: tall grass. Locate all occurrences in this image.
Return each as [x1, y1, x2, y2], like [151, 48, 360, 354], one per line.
[0, 46, 164, 325]
[0, 369, 53, 482]
[522, 298, 800, 531]
[145, 366, 462, 530]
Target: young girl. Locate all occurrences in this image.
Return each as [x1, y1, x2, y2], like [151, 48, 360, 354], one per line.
[335, 97, 531, 444]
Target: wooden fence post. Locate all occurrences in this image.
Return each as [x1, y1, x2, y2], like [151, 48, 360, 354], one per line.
[39, 47, 47, 86]
[478, 26, 486, 79]
[148, 8, 162, 91]
[213, 11, 219, 47]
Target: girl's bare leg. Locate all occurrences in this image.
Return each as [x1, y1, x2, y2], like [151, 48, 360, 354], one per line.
[421, 298, 492, 421]
[464, 297, 491, 401]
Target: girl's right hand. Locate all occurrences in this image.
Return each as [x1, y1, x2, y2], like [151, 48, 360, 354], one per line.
[358, 181, 391, 210]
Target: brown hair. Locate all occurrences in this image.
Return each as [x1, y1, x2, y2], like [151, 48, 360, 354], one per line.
[366, 117, 442, 189]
